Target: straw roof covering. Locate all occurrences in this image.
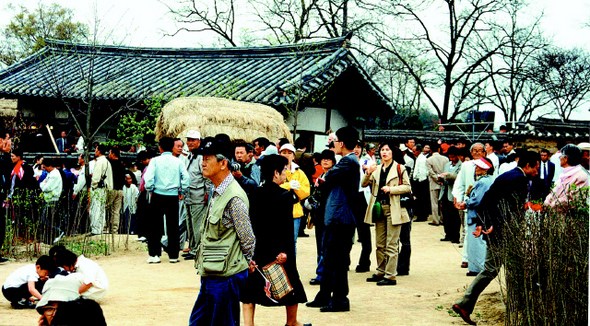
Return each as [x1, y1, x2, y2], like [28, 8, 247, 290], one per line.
[155, 97, 293, 143]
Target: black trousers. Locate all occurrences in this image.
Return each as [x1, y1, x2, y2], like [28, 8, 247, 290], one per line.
[2, 281, 44, 303]
[136, 190, 149, 238]
[355, 193, 371, 268]
[314, 224, 355, 307]
[397, 220, 412, 274]
[147, 193, 180, 259]
[0, 197, 5, 255]
[411, 180, 430, 220]
[441, 199, 460, 242]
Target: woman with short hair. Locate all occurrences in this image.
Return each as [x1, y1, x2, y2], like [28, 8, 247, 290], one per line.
[241, 154, 309, 326]
[545, 144, 589, 207]
[362, 141, 412, 286]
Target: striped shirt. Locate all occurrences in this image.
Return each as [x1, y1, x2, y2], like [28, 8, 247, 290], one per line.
[210, 174, 255, 261]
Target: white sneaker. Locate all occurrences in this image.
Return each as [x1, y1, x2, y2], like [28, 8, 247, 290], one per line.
[146, 256, 161, 264]
[169, 258, 179, 263]
[135, 236, 147, 242]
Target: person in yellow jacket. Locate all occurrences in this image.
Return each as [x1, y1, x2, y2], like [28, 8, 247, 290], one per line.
[279, 143, 311, 254]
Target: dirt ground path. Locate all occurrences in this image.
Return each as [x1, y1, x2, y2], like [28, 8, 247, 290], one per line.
[1, 221, 504, 326]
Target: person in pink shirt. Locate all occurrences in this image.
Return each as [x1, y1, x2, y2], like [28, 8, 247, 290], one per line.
[545, 144, 589, 207]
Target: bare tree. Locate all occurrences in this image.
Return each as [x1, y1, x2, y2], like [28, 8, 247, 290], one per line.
[248, 0, 322, 44]
[366, 0, 508, 123]
[483, 1, 551, 122]
[533, 47, 590, 121]
[161, 0, 240, 46]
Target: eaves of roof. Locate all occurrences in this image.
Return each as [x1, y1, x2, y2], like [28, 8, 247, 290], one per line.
[0, 36, 390, 111]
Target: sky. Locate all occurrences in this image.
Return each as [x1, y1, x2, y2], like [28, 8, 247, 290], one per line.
[1, 0, 589, 122]
[2, 0, 588, 49]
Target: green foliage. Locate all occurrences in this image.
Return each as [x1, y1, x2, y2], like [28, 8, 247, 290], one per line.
[447, 309, 459, 317]
[0, 3, 88, 66]
[106, 93, 170, 148]
[66, 240, 110, 258]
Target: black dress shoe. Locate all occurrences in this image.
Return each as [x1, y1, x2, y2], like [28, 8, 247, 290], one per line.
[440, 238, 451, 241]
[355, 265, 370, 273]
[306, 300, 328, 308]
[452, 304, 477, 325]
[466, 271, 479, 276]
[286, 324, 312, 326]
[320, 303, 350, 312]
[309, 278, 321, 285]
[397, 271, 409, 276]
[0, 256, 9, 263]
[184, 254, 196, 260]
[366, 274, 384, 282]
[428, 222, 440, 226]
[377, 279, 397, 286]
[451, 240, 461, 244]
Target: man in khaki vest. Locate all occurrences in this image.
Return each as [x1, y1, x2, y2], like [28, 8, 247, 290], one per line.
[189, 138, 256, 326]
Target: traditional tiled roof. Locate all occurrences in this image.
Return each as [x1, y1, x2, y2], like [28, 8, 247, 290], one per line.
[364, 129, 508, 143]
[365, 117, 589, 143]
[0, 35, 391, 111]
[507, 117, 589, 140]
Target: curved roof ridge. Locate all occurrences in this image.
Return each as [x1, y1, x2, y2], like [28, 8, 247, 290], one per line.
[44, 35, 350, 58]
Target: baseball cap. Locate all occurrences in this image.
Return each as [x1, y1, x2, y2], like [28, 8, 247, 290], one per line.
[473, 158, 493, 170]
[279, 143, 296, 154]
[186, 130, 201, 139]
[196, 138, 229, 157]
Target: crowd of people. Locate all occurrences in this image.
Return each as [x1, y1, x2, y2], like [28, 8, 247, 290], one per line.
[1, 124, 589, 326]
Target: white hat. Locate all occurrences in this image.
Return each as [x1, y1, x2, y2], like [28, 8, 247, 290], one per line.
[36, 275, 81, 313]
[262, 144, 278, 156]
[473, 158, 493, 170]
[399, 144, 408, 151]
[279, 143, 296, 154]
[186, 130, 201, 139]
[578, 142, 590, 151]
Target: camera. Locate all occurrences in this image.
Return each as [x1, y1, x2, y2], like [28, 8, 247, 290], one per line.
[229, 162, 241, 172]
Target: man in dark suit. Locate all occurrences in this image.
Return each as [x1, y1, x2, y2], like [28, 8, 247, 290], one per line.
[530, 148, 555, 202]
[452, 151, 540, 325]
[56, 131, 69, 153]
[306, 126, 360, 312]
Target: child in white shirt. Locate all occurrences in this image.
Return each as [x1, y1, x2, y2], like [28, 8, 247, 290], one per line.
[2, 255, 56, 309]
[54, 249, 108, 301]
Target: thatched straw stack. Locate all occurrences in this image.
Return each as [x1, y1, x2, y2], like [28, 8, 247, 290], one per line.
[154, 97, 293, 142]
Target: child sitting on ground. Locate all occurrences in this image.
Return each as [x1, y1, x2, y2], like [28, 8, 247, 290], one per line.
[53, 248, 109, 301]
[2, 255, 57, 309]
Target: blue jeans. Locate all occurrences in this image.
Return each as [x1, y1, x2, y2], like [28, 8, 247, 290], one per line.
[293, 217, 301, 255]
[314, 221, 325, 281]
[189, 269, 248, 326]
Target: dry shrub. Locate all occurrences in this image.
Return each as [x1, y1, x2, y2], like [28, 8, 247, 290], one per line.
[2, 189, 132, 260]
[498, 186, 589, 326]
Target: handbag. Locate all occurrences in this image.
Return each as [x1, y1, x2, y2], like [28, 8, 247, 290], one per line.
[397, 164, 413, 208]
[261, 260, 293, 300]
[372, 201, 384, 222]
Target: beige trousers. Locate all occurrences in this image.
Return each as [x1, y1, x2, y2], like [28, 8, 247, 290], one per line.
[430, 188, 441, 224]
[107, 190, 123, 233]
[374, 205, 402, 280]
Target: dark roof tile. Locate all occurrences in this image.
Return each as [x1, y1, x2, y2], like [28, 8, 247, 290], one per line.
[0, 36, 390, 110]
